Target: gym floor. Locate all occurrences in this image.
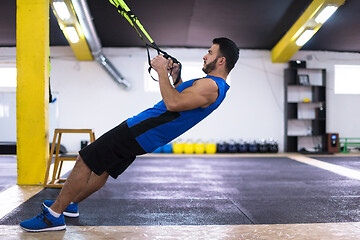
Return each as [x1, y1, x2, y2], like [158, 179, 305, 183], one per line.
[1, 153, 360, 239]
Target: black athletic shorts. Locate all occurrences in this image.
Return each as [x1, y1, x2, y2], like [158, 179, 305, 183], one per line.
[79, 120, 147, 179]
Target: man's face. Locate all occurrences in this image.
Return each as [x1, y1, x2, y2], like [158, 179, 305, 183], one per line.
[202, 44, 221, 74]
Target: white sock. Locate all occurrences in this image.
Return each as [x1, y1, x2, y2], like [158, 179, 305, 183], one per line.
[48, 208, 61, 218]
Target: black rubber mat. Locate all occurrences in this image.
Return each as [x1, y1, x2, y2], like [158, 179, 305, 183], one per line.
[3, 190, 251, 226]
[2, 156, 360, 225]
[228, 156, 360, 224]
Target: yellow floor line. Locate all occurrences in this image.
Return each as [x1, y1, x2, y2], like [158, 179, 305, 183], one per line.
[288, 153, 360, 180]
[2, 223, 360, 240]
[0, 161, 74, 220]
[0, 185, 43, 219]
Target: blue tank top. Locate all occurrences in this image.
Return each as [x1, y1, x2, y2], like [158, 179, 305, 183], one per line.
[127, 75, 230, 152]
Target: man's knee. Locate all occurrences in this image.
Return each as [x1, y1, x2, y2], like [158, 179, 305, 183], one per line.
[75, 155, 91, 173]
[98, 171, 109, 187]
[76, 154, 84, 163]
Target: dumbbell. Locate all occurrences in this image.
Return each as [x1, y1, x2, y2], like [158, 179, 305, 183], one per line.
[248, 140, 259, 153]
[258, 139, 268, 153]
[163, 143, 173, 153]
[238, 140, 249, 153]
[195, 141, 205, 154]
[267, 139, 279, 153]
[184, 141, 195, 154]
[173, 142, 184, 154]
[152, 146, 163, 153]
[228, 140, 239, 153]
[217, 141, 229, 153]
[205, 142, 217, 154]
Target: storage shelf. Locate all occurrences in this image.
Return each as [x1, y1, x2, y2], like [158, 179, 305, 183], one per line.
[284, 67, 326, 152]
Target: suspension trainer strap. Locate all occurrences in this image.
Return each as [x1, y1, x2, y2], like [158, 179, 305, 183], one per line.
[108, 0, 182, 85]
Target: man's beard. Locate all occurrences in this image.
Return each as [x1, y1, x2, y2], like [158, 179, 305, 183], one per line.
[202, 57, 219, 74]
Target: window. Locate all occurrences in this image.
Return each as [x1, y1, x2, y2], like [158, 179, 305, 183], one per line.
[334, 65, 360, 94]
[0, 67, 17, 89]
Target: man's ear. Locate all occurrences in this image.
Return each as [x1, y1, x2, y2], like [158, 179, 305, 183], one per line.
[218, 57, 226, 65]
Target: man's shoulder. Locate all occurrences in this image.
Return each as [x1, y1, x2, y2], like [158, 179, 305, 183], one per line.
[189, 78, 219, 96]
[193, 77, 219, 88]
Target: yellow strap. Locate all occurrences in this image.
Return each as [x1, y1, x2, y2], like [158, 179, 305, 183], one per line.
[118, 0, 130, 12]
[117, 0, 154, 43]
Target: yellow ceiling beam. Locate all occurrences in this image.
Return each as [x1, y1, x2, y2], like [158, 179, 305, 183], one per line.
[271, 0, 345, 63]
[50, 0, 93, 61]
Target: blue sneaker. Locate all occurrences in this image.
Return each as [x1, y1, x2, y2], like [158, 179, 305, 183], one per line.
[42, 200, 79, 218]
[20, 208, 65, 232]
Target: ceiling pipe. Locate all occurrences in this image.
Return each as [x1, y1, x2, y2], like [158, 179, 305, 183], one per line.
[71, 0, 131, 89]
[97, 54, 131, 89]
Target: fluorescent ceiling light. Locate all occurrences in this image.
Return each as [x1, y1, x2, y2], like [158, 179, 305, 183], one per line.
[296, 29, 316, 46]
[315, 5, 338, 24]
[64, 26, 79, 43]
[53, 2, 71, 21]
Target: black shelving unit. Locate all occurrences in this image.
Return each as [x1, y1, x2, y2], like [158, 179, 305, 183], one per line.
[284, 67, 326, 152]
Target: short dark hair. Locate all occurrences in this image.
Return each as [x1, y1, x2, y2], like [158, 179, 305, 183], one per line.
[212, 37, 239, 73]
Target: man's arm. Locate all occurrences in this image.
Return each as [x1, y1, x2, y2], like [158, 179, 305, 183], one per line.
[151, 55, 218, 112]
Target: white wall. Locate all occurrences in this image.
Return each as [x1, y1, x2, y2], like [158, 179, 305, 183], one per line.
[1, 46, 360, 152]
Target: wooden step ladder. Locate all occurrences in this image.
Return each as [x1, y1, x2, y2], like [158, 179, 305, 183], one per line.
[44, 129, 95, 188]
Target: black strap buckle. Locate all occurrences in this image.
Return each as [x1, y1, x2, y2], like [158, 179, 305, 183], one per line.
[146, 44, 182, 86]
